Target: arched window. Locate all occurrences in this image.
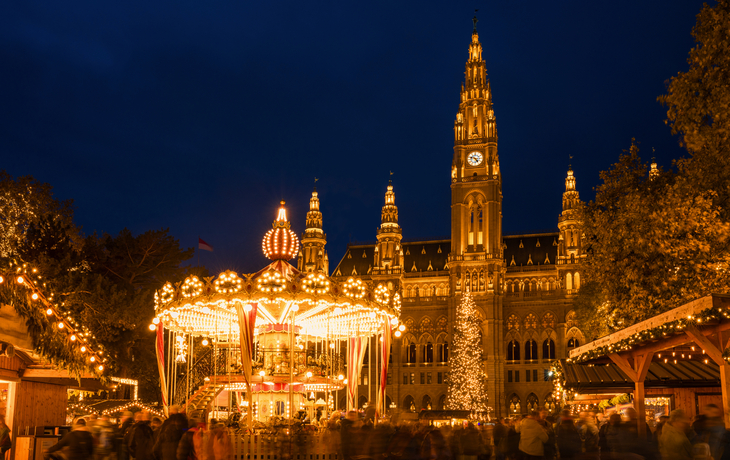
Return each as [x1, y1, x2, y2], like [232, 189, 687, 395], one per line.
[422, 395, 432, 410]
[405, 342, 417, 364]
[437, 339, 449, 363]
[507, 340, 520, 361]
[404, 395, 416, 413]
[567, 337, 580, 349]
[507, 314, 520, 331]
[566, 273, 573, 291]
[543, 339, 556, 360]
[574, 272, 581, 290]
[525, 339, 538, 361]
[423, 342, 434, 363]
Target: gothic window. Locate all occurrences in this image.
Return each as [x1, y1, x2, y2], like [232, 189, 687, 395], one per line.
[422, 342, 434, 363]
[437, 316, 448, 332]
[566, 273, 573, 291]
[507, 340, 520, 361]
[542, 339, 556, 360]
[541, 312, 556, 329]
[525, 339, 538, 361]
[507, 314, 520, 332]
[420, 317, 433, 335]
[574, 272, 581, 290]
[405, 318, 414, 332]
[524, 313, 538, 330]
[566, 311, 577, 329]
[567, 337, 579, 349]
[406, 342, 417, 364]
[472, 270, 478, 293]
[477, 210, 484, 245]
[544, 394, 556, 411]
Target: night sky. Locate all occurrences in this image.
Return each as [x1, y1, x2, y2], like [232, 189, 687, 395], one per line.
[0, 1, 705, 274]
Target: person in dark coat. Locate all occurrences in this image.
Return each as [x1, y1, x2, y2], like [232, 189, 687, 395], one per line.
[45, 419, 94, 460]
[556, 412, 581, 460]
[128, 412, 155, 460]
[176, 417, 201, 460]
[153, 406, 188, 460]
[118, 411, 136, 460]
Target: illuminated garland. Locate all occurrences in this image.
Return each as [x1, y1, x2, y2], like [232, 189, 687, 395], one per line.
[568, 305, 730, 364]
[0, 261, 106, 373]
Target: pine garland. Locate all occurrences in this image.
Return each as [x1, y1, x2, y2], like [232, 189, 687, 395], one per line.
[447, 289, 488, 411]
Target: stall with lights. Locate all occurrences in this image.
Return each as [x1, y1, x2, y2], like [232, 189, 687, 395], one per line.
[557, 294, 730, 434]
[153, 202, 404, 424]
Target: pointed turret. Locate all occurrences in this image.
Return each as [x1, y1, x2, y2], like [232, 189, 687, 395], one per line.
[649, 158, 659, 179]
[299, 188, 328, 273]
[374, 181, 403, 272]
[558, 166, 584, 290]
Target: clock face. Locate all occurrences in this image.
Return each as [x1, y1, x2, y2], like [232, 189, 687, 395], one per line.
[467, 151, 483, 166]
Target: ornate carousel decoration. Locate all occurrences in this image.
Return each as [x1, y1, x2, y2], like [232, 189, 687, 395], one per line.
[153, 201, 403, 424]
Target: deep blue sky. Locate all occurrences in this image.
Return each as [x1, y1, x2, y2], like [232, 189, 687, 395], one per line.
[0, 1, 705, 273]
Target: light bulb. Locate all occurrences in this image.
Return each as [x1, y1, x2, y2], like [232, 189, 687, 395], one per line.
[58, 322, 64, 329]
[81, 346, 87, 352]
[398, 325, 406, 332]
[46, 308, 53, 315]
[395, 331, 401, 338]
[31, 293, 39, 300]
[149, 324, 156, 331]
[152, 317, 160, 325]
[202, 339, 209, 346]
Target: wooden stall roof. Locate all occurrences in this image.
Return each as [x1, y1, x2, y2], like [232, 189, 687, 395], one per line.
[561, 358, 720, 391]
[569, 294, 730, 361]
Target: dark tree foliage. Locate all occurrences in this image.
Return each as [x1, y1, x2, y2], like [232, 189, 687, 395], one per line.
[0, 171, 201, 401]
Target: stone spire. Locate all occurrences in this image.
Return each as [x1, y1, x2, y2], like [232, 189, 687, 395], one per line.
[299, 187, 328, 273]
[374, 180, 402, 271]
[562, 167, 580, 212]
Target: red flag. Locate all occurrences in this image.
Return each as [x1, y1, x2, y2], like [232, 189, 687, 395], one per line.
[156, 323, 168, 411]
[198, 237, 213, 252]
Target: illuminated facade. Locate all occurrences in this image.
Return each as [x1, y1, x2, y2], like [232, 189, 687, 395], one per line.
[328, 20, 585, 416]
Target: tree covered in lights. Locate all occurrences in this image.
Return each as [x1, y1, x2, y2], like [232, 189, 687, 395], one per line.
[447, 289, 487, 411]
[0, 171, 202, 400]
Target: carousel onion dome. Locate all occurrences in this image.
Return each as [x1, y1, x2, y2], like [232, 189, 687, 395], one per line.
[263, 201, 300, 261]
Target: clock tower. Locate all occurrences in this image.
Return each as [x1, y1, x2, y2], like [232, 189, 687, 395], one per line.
[448, 16, 506, 415]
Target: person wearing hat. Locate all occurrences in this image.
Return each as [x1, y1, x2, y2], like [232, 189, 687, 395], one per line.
[45, 418, 94, 460]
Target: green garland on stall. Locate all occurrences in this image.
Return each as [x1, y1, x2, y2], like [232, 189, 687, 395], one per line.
[568, 304, 730, 364]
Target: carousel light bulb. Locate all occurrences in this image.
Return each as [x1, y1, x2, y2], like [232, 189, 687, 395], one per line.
[58, 322, 64, 329]
[98, 365, 104, 371]
[70, 335, 77, 341]
[390, 318, 399, 326]
[176, 336, 184, 343]
[90, 356, 96, 362]
[338, 374, 344, 380]
[306, 371, 313, 378]
[31, 293, 39, 300]
[394, 330, 401, 338]
[202, 339, 209, 346]
[330, 343, 335, 349]
[81, 346, 87, 352]
[152, 317, 160, 324]
[244, 304, 252, 312]
[398, 325, 405, 332]
[148, 324, 157, 331]
[259, 371, 266, 377]
[17, 276, 24, 284]
[46, 308, 53, 315]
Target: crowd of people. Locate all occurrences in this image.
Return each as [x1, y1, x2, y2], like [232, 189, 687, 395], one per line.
[43, 405, 231, 460]
[35, 403, 730, 460]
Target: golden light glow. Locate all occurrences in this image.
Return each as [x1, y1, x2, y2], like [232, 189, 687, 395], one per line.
[262, 202, 299, 261]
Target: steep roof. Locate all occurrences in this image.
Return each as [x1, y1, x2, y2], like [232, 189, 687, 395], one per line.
[332, 232, 559, 277]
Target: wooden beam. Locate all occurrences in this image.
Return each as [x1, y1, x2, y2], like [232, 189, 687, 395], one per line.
[608, 353, 638, 381]
[635, 352, 654, 382]
[685, 326, 725, 366]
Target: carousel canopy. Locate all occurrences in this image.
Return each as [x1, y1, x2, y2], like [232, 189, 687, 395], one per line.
[154, 202, 401, 340]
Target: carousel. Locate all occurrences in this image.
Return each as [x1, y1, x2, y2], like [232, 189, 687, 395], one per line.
[152, 201, 403, 424]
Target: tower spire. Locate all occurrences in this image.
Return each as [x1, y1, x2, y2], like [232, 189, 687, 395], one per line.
[299, 186, 328, 273]
[374, 181, 402, 271]
[472, 11, 479, 34]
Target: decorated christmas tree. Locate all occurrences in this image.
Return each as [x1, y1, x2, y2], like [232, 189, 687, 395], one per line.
[447, 289, 488, 411]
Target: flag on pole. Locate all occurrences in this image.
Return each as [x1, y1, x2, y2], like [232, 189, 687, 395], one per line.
[347, 336, 368, 410]
[376, 320, 392, 417]
[198, 237, 213, 252]
[155, 323, 169, 414]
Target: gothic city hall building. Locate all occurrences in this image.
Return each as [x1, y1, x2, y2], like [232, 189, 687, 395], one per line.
[297, 23, 585, 417]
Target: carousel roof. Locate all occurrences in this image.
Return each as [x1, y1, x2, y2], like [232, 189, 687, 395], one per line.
[154, 203, 401, 340]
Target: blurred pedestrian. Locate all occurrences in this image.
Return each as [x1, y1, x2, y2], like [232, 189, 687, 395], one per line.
[153, 406, 188, 460]
[659, 409, 692, 460]
[118, 411, 135, 460]
[555, 411, 581, 460]
[128, 411, 154, 460]
[693, 404, 725, 460]
[45, 418, 94, 460]
[0, 415, 11, 458]
[516, 411, 548, 460]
